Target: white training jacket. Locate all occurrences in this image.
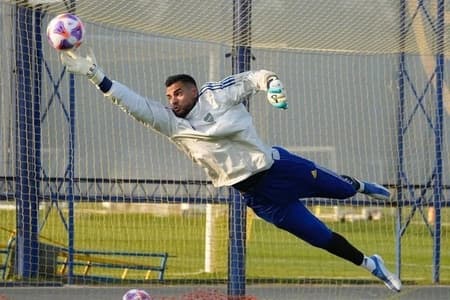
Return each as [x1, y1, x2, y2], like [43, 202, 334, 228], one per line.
[104, 70, 277, 187]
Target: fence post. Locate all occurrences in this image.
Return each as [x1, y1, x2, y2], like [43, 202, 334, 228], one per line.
[228, 0, 252, 298]
[432, 0, 445, 284]
[14, 5, 41, 279]
[228, 188, 247, 298]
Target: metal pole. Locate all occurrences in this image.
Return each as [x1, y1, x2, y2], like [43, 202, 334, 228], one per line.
[67, 0, 78, 285]
[66, 73, 76, 284]
[228, 0, 252, 298]
[228, 189, 247, 298]
[432, 0, 445, 284]
[395, 0, 407, 278]
[15, 4, 40, 279]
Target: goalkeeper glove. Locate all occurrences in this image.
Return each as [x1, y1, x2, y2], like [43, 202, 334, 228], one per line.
[267, 76, 287, 109]
[60, 48, 105, 86]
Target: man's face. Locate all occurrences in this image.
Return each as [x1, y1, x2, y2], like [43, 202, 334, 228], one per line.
[166, 81, 198, 118]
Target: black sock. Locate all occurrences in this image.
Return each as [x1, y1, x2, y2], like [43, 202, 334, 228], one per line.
[324, 232, 364, 265]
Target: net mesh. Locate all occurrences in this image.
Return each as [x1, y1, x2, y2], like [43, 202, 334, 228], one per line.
[11, 0, 450, 56]
[1, 0, 450, 299]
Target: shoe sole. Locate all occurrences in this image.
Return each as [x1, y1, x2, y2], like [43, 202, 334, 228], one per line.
[372, 255, 401, 292]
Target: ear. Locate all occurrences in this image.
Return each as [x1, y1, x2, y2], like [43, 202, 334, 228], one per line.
[191, 85, 199, 96]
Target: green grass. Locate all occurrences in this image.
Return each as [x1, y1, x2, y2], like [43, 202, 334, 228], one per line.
[248, 217, 450, 284]
[1, 205, 449, 284]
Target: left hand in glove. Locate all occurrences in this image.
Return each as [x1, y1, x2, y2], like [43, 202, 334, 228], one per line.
[267, 76, 287, 109]
[60, 48, 105, 85]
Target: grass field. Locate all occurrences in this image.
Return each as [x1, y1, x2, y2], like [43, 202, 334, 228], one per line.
[1, 203, 449, 285]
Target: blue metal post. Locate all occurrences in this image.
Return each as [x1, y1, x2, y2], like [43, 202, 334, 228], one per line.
[396, 58, 405, 278]
[228, 0, 252, 298]
[396, 0, 445, 283]
[232, 0, 252, 107]
[432, 0, 445, 284]
[15, 5, 41, 279]
[395, 0, 407, 278]
[66, 0, 77, 285]
[65, 0, 76, 284]
[228, 189, 247, 298]
[66, 72, 76, 284]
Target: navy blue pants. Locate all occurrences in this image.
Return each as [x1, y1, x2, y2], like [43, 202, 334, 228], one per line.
[242, 147, 357, 249]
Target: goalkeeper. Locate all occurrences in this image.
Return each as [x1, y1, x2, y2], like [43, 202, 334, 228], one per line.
[61, 50, 401, 292]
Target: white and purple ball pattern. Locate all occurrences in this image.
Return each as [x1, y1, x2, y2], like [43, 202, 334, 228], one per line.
[122, 289, 152, 300]
[46, 13, 84, 51]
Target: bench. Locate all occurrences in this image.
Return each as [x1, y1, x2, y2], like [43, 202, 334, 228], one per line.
[0, 232, 15, 280]
[1, 233, 168, 282]
[57, 249, 169, 281]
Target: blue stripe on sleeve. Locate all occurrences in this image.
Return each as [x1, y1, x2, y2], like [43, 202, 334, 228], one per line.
[199, 76, 236, 96]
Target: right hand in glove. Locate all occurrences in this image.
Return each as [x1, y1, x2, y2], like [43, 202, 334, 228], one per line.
[60, 48, 105, 85]
[267, 76, 288, 109]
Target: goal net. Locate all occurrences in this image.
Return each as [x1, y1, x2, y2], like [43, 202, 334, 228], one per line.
[1, 0, 449, 299]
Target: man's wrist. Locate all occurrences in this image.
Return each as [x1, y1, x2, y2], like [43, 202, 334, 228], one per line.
[86, 64, 98, 78]
[97, 76, 113, 93]
[87, 64, 106, 86]
[266, 75, 278, 89]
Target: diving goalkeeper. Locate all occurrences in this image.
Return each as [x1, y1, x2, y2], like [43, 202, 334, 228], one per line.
[60, 50, 401, 292]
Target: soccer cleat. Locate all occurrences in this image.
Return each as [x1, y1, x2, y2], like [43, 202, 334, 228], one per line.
[370, 254, 402, 292]
[358, 180, 391, 201]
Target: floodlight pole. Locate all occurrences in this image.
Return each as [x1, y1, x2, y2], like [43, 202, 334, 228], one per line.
[228, 0, 252, 298]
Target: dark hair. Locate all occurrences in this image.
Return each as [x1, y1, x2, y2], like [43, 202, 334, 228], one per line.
[165, 74, 197, 87]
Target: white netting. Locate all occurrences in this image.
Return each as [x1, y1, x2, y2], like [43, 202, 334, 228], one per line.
[1, 1, 449, 299]
[7, 0, 450, 55]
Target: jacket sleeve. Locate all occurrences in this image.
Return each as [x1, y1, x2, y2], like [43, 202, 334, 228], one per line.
[207, 69, 277, 106]
[103, 81, 175, 137]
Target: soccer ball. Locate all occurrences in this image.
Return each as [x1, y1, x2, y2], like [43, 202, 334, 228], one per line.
[46, 13, 85, 51]
[122, 289, 152, 300]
